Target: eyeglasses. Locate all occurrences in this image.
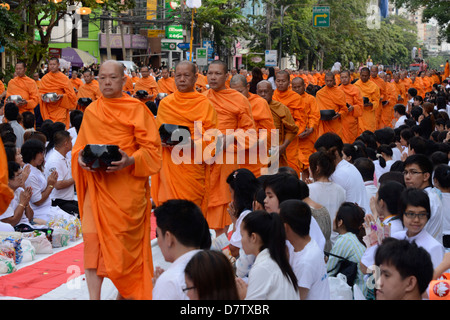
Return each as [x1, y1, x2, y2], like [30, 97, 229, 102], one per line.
[402, 170, 424, 176]
[182, 286, 196, 292]
[404, 212, 428, 220]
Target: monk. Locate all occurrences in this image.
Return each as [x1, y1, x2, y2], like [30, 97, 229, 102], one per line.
[354, 67, 380, 134]
[0, 139, 14, 215]
[151, 61, 217, 214]
[445, 60, 449, 79]
[122, 65, 134, 95]
[195, 64, 208, 93]
[370, 66, 386, 129]
[70, 71, 84, 92]
[72, 60, 162, 300]
[410, 72, 425, 99]
[134, 66, 159, 102]
[38, 57, 77, 129]
[380, 73, 397, 128]
[130, 71, 140, 85]
[291, 77, 320, 178]
[256, 80, 298, 170]
[315, 72, 348, 138]
[392, 72, 407, 103]
[33, 73, 41, 90]
[6, 61, 40, 114]
[203, 60, 256, 235]
[400, 71, 412, 93]
[229, 74, 276, 178]
[339, 70, 363, 144]
[156, 67, 176, 94]
[76, 70, 101, 111]
[272, 70, 307, 175]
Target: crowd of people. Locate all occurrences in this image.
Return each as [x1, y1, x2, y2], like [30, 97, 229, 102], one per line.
[0, 55, 450, 301]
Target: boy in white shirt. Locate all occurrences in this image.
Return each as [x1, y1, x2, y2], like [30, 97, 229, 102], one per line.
[280, 199, 330, 300]
[152, 199, 212, 300]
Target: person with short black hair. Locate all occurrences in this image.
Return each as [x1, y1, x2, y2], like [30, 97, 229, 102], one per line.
[4, 103, 25, 149]
[394, 104, 407, 129]
[374, 238, 434, 300]
[152, 199, 211, 300]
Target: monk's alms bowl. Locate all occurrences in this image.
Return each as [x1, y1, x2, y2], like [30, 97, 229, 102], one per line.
[159, 124, 190, 146]
[82, 144, 122, 171]
[320, 109, 337, 121]
[77, 97, 93, 107]
[135, 90, 148, 99]
[42, 92, 59, 103]
[6, 95, 24, 104]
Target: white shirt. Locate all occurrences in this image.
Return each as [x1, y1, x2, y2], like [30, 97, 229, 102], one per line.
[308, 181, 346, 224]
[230, 210, 251, 248]
[1, 187, 33, 227]
[364, 181, 378, 203]
[9, 120, 25, 149]
[25, 164, 53, 222]
[392, 147, 402, 162]
[374, 159, 395, 183]
[424, 187, 444, 244]
[288, 240, 330, 300]
[394, 115, 407, 128]
[245, 248, 300, 300]
[44, 149, 74, 201]
[152, 249, 201, 300]
[442, 193, 450, 236]
[330, 159, 371, 214]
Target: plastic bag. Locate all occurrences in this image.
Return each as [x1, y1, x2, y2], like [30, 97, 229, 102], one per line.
[51, 228, 69, 248]
[329, 274, 353, 300]
[353, 283, 366, 300]
[27, 234, 53, 254]
[21, 239, 36, 263]
[0, 255, 16, 274]
[2, 237, 22, 265]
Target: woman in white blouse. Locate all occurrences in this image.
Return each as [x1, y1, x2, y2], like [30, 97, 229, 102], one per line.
[238, 210, 299, 300]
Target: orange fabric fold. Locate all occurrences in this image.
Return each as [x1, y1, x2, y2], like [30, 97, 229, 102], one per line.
[71, 78, 84, 91]
[0, 139, 14, 215]
[354, 79, 380, 134]
[151, 90, 218, 215]
[157, 77, 176, 94]
[381, 81, 397, 128]
[134, 77, 159, 102]
[6, 76, 40, 113]
[316, 86, 348, 138]
[76, 82, 102, 111]
[203, 88, 256, 229]
[298, 92, 320, 168]
[370, 76, 386, 129]
[122, 75, 134, 95]
[72, 94, 162, 300]
[39, 71, 77, 128]
[196, 73, 208, 92]
[339, 83, 363, 144]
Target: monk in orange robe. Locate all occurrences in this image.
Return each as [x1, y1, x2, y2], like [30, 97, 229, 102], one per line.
[38, 58, 77, 129]
[195, 65, 208, 93]
[421, 71, 432, 95]
[256, 80, 299, 170]
[370, 66, 386, 129]
[445, 60, 449, 79]
[32, 73, 41, 90]
[400, 71, 412, 93]
[410, 73, 425, 99]
[315, 73, 348, 138]
[72, 60, 162, 300]
[134, 66, 159, 102]
[6, 61, 39, 114]
[130, 71, 140, 85]
[76, 70, 101, 111]
[151, 61, 218, 214]
[339, 70, 363, 144]
[122, 70, 134, 95]
[156, 67, 176, 94]
[230, 74, 276, 178]
[354, 67, 380, 134]
[291, 77, 320, 176]
[380, 73, 397, 128]
[0, 139, 14, 215]
[70, 71, 84, 92]
[392, 72, 407, 103]
[272, 70, 307, 175]
[203, 60, 256, 234]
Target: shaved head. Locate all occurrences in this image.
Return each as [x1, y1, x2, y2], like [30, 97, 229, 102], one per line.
[101, 60, 125, 76]
[230, 74, 248, 87]
[98, 60, 126, 98]
[256, 80, 273, 103]
[208, 60, 228, 74]
[176, 60, 196, 75]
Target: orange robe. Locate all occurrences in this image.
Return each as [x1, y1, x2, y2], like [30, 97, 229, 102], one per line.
[6, 76, 40, 114]
[71, 94, 162, 300]
[203, 88, 256, 229]
[297, 92, 320, 168]
[70, 78, 84, 91]
[268, 100, 299, 168]
[401, 77, 412, 94]
[240, 92, 276, 177]
[410, 79, 424, 99]
[35, 80, 41, 90]
[0, 139, 14, 215]
[157, 77, 176, 95]
[39, 71, 77, 129]
[151, 90, 218, 214]
[370, 76, 386, 129]
[445, 62, 449, 79]
[272, 89, 307, 174]
[76, 82, 102, 111]
[0, 81, 4, 96]
[393, 80, 407, 103]
[134, 76, 159, 102]
[354, 79, 380, 134]
[316, 86, 348, 138]
[422, 76, 432, 94]
[122, 75, 134, 95]
[339, 83, 363, 144]
[225, 74, 232, 89]
[131, 76, 140, 84]
[381, 81, 397, 128]
[196, 73, 208, 92]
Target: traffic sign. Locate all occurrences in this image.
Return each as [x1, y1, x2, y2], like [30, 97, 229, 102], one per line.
[177, 42, 190, 50]
[196, 48, 208, 66]
[313, 6, 330, 27]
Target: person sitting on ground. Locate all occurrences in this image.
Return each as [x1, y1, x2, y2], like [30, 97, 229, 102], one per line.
[152, 199, 212, 300]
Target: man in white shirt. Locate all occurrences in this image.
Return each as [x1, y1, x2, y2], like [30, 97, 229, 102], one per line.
[44, 130, 78, 216]
[403, 154, 443, 244]
[314, 133, 371, 214]
[354, 157, 378, 202]
[4, 103, 25, 149]
[280, 199, 330, 300]
[152, 199, 212, 300]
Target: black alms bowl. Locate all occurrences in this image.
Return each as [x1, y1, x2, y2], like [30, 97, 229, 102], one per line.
[77, 97, 93, 107]
[159, 124, 190, 146]
[135, 90, 148, 99]
[320, 109, 337, 121]
[82, 144, 122, 170]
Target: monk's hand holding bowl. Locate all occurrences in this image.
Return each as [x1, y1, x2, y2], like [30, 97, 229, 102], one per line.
[106, 149, 135, 173]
